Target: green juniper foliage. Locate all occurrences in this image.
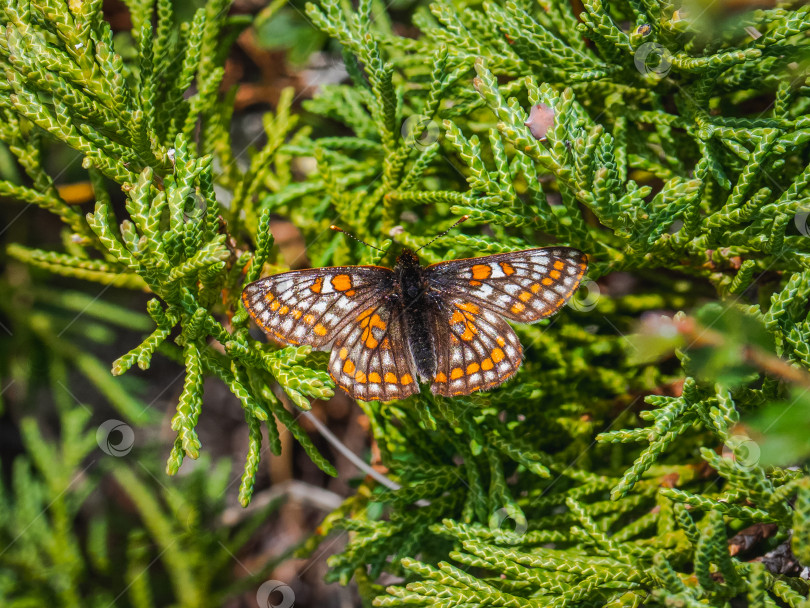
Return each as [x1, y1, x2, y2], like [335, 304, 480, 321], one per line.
[1, 0, 810, 605]
[0, 406, 282, 607]
[0, 279, 284, 606]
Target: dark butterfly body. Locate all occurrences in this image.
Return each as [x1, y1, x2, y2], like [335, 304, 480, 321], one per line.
[242, 246, 588, 401]
[394, 249, 438, 381]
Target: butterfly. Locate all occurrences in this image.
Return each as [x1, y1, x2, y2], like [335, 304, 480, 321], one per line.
[242, 246, 588, 401]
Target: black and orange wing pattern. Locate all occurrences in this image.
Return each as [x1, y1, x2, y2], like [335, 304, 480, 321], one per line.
[241, 266, 394, 348]
[328, 301, 420, 401]
[426, 247, 588, 323]
[429, 298, 523, 397]
[426, 247, 587, 396]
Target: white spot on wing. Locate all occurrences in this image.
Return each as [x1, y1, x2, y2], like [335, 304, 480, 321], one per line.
[311, 300, 329, 314]
[475, 283, 494, 299]
[489, 265, 505, 279]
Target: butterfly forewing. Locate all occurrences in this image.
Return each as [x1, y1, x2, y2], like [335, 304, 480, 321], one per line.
[430, 299, 523, 397]
[242, 266, 394, 348]
[329, 301, 420, 401]
[426, 248, 588, 323]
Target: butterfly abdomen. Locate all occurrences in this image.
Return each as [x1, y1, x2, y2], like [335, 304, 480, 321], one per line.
[396, 250, 437, 382]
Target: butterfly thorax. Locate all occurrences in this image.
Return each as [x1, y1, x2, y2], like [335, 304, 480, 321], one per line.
[394, 249, 437, 382]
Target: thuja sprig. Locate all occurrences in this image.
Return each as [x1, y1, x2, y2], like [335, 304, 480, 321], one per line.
[0, 0, 340, 504]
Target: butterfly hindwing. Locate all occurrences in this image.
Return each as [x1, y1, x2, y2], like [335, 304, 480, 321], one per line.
[430, 297, 523, 396]
[329, 300, 420, 401]
[426, 247, 588, 323]
[242, 266, 394, 347]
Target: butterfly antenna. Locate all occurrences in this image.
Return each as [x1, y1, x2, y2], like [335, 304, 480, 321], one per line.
[415, 215, 470, 252]
[330, 225, 385, 252]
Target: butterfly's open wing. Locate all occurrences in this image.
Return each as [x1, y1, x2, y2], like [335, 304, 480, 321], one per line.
[329, 300, 419, 401]
[426, 247, 588, 323]
[242, 266, 394, 348]
[429, 298, 523, 397]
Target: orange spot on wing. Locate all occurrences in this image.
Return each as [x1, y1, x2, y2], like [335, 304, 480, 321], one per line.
[450, 368, 463, 380]
[466, 362, 480, 374]
[460, 326, 477, 341]
[292, 310, 302, 319]
[361, 313, 386, 348]
[264, 293, 274, 302]
[435, 372, 447, 383]
[550, 269, 561, 279]
[481, 358, 494, 371]
[310, 277, 323, 293]
[500, 262, 516, 275]
[510, 302, 526, 314]
[345, 290, 356, 297]
[270, 301, 280, 311]
[355, 371, 367, 383]
[332, 274, 352, 291]
[469, 280, 482, 286]
[455, 302, 480, 314]
[401, 374, 413, 385]
[381, 338, 391, 349]
[339, 347, 348, 360]
[450, 311, 465, 325]
[384, 372, 397, 383]
[518, 291, 532, 302]
[496, 336, 506, 347]
[343, 359, 356, 374]
[542, 277, 554, 286]
[553, 260, 565, 270]
[368, 372, 382, 383]
[279, 305, 289, 315]
[369, 314, 386, 330]
[357, 309, 373, 322]
[471, 264, 492, 280]
[531, 283, 542, 293]
[314, 323, 327, 336]
[304, 314, 316, 325]
[492, 348, 505, 363]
